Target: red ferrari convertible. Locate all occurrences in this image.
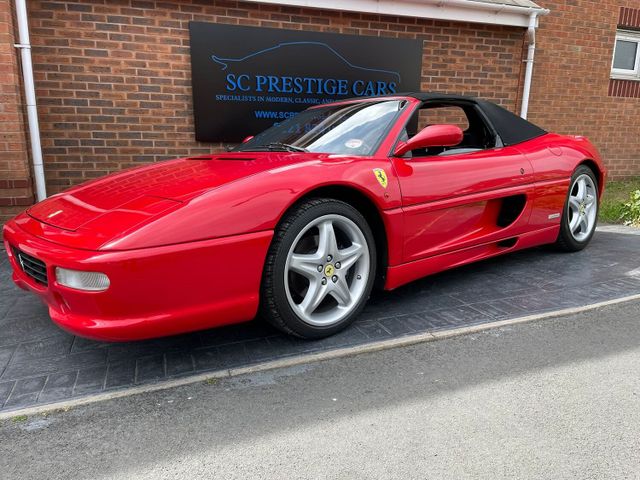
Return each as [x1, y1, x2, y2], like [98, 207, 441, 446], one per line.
[3, 93, 605, 341]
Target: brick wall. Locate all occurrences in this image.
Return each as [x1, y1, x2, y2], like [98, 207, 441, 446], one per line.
[2, 0, 639, 225]
[0, 0, 33, 226]
[529, 1, 640, 177]
[619, 5, 640, 30]
[23, 0, 523, 198]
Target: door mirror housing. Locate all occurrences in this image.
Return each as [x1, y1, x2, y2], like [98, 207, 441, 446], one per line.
[242, 135, 254, 144]
[394, 124, 464, 157]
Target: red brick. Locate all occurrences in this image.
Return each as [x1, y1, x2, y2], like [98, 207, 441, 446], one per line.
[0, 0, 32, 234]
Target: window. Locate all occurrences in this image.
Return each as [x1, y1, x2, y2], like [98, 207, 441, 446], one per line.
[235, 100, 405, 156]
[611, 31, 640, 79]
[402, 102, 498, 157]
[416, 106, 469, 132]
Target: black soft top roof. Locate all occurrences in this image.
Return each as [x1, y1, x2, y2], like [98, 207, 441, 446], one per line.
[398, 92, 547, 146]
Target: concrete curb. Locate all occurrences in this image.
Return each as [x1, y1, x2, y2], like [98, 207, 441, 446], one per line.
[2, 292, 640, 421]
[597, 225, 640, 235]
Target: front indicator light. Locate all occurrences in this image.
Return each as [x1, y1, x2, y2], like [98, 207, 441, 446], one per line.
[55, 267, 110, 291]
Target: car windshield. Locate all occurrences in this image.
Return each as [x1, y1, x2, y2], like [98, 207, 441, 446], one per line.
[234, 100, 405, 156]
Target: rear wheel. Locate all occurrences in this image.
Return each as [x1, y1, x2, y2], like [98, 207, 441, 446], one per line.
[260, 198, 376, 339]
[555, 165, 599, 252]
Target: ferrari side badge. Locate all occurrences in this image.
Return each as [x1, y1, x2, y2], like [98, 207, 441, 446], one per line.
[373, 168, 388, 188]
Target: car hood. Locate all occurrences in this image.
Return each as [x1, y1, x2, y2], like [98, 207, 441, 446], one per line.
[23, 152, 317, 249]
[28, 152, 305, 231]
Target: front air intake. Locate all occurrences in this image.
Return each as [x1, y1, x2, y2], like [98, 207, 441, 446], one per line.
[11, 247, 48, 286]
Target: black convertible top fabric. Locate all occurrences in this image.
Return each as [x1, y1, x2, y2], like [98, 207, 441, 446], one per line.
[476, 99, 547, 146]
[398, 92, 548, 146]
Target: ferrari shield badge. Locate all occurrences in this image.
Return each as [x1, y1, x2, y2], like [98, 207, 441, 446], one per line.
[373, 168, 388, 188]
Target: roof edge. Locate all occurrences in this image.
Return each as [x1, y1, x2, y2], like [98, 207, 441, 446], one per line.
[241, 0, 550, 28]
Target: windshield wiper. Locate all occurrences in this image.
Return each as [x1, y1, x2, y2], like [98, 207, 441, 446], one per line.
[266, 142, 308, 152]
[237, 142, 309, 153]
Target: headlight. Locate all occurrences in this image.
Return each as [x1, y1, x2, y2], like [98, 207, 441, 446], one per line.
[55, 267, 110, 291]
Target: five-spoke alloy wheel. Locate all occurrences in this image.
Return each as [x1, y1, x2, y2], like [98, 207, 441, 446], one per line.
[261, 199, 376, 339]
[556, 165, 599, 251]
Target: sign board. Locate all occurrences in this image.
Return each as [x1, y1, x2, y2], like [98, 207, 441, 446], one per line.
[189, 22, 423, 142]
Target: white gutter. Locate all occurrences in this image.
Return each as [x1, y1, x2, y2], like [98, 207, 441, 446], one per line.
[14, 0, 46, 201]
[243, 0, 549, 28]
[520, 12, 541, 119]
[428, 0, 547, 17]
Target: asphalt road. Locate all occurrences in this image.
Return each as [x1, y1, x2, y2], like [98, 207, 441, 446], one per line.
[2, 300, 640, 480]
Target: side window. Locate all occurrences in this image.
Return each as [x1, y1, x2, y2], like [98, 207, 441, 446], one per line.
[405, 103, 497, 157]
[419, 106, 469, 132]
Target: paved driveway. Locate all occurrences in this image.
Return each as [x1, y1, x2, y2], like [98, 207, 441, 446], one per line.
[3, 301, 640, 480]
[1, 229, 639, 413]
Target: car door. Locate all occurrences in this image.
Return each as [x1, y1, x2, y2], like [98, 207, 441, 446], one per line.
[390, 103, 535, 263]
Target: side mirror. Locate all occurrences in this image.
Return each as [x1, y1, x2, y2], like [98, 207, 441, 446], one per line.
[394, 124, 463, 157]
[242, 135, 254, 144]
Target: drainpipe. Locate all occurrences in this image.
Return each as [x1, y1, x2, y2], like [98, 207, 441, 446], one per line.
[14, 0, 46, 201]
[520, 12, 540, 120]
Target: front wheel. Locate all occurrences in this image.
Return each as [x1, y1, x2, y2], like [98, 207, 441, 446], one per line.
[260, 198, 376, 339]
[555, 165, 599, 252]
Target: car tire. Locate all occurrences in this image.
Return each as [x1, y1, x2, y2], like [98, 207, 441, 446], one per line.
[260, 198, 377, 339]
[555, 165, 599, 252]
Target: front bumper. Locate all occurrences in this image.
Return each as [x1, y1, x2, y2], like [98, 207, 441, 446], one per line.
[3, 219, 273, 341]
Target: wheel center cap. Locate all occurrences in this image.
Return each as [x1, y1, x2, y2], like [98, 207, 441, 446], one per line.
[579, 204, 586, 215]
[324, 264, 335, 277]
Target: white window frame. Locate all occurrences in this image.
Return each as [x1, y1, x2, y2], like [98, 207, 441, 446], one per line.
[611, 31, 640, 79]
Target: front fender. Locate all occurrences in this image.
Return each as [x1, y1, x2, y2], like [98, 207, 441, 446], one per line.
[101, 157, 401, 250]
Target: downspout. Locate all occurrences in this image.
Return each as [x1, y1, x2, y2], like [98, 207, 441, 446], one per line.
[520, 12, 541, 119]
[14, 0, 46, 201]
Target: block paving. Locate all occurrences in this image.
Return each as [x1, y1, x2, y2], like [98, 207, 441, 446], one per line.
[1, 230, 639, 412]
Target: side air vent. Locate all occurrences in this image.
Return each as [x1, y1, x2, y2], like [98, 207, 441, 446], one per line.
[496, 194, 527, 228]
[497, 237, 518, 248]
